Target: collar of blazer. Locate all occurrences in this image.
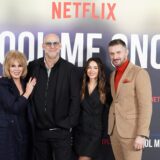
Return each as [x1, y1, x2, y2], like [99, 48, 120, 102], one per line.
[111, 62, 134, 98]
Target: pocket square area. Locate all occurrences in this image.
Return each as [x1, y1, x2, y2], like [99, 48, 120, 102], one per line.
[123, 79, 131, 83]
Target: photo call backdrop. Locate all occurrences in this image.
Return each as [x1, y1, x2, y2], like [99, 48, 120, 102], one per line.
[0, 0, 160, 159]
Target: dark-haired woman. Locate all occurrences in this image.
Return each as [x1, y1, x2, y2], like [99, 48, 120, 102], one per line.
[75, 57, 111, 160]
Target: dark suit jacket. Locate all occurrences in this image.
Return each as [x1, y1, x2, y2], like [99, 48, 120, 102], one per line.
[0, 77, 33, 160]
[27, 57, 80, 129]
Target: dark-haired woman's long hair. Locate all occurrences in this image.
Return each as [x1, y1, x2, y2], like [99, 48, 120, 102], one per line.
[81, 57, 106, 104]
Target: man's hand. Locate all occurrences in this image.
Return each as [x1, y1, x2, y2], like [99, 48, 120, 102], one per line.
[134, 136, 146, 150]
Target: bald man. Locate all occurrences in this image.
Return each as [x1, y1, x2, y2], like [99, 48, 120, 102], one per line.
[27, 33, 80, 160]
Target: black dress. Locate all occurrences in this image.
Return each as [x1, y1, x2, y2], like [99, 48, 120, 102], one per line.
[75, 87, 105, 158]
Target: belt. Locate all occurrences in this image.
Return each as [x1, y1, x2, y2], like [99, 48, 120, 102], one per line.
[37, 127, 72, 132]
[49, 128, 60, 131]
[49, 128, 72, 132]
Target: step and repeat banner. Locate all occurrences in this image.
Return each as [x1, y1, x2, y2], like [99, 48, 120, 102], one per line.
[0, 0, 160, 159]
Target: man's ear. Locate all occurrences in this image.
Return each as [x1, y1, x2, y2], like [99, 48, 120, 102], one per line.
[59, 43, 62, 49]
[126, 48, 129, 56]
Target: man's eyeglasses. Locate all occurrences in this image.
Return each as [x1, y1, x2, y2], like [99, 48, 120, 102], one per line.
[45, 42, 60, 47]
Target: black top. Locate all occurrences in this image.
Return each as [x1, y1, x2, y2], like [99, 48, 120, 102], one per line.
[32, 58, 62, 129]
[79, 86, 105, 137]
[75, 86, 107, 158]
[27, 57, 80, 130]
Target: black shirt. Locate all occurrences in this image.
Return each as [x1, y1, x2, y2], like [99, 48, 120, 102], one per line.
[32, 58, 62, 129]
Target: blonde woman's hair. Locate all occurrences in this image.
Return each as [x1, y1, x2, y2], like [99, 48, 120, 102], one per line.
[3, 50, 27, 78]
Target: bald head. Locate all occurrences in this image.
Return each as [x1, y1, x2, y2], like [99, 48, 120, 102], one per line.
[42, 33, 61, 61]
[43, 33, 60, 43]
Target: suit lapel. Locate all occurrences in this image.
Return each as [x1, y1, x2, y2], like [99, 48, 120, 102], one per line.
[116, 62, 133, 97]
[9, 79, 20, 97]
[110, 71, 116, 99]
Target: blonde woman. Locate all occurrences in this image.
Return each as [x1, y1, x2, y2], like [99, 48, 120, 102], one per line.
[0, 50, 36, 160]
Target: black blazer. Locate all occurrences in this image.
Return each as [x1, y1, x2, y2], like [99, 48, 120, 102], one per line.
[27, 57, 80, 129]
[0, 77, 33, 160]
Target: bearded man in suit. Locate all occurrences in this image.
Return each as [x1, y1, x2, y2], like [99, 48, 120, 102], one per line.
[107, 39, 152, 160]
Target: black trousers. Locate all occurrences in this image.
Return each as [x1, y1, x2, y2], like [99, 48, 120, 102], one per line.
[34, 129, 74, 160]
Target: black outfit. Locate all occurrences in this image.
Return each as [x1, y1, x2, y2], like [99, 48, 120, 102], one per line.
[27, 57, 80, 160]
[0, 77, 32, 160]
[75, 86, 105, 158]
[32, 58, 60, 129]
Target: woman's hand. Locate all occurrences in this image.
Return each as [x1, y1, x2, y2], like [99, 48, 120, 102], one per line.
[23, 77, 36, 99]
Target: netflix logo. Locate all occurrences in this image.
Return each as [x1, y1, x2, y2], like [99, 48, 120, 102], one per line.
[52, 1, 116, 20]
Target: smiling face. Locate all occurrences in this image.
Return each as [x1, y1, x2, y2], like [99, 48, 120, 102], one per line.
[87, 60, 99, 81]
[9, 60, 24, 80]
[108, 44, 128, 67]
[42, 34, 61, 60]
